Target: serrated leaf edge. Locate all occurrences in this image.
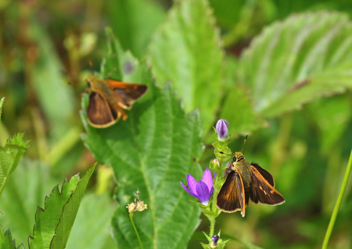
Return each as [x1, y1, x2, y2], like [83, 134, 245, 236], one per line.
[28, 164, 96, 249]
[49, 163, 96, 248]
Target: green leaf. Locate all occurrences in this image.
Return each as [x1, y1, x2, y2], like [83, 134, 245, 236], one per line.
[148, 0, 223, 134]
[0, 159, 57, 247]
[28, 164, 96, 249]
[0, 227, 24, 249]
[65, 193, 116, 249]
[81, 29, 203, 249]
[238, 12, 352, 118]
[107, 0, 165, 58]
[0, 133, 29, 197]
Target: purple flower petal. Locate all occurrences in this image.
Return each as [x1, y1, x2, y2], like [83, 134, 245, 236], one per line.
[202, 168, 213, 192]
[216, 119, 229, 140]
[180, 181, 198, 198]
[186, 174, 198, 196]
[210, 186, 214, 195]
[196, 181, 211, 205]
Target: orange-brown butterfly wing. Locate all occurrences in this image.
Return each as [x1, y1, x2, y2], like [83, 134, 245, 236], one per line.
[87, 91, 120, 128]
[217, 171, 246, 216]
[251, 163, 274, 186]
[106, 79, 148, 109]
[249, 165, 285, 205]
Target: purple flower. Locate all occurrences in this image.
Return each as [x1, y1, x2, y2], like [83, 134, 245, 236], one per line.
[216, 119, 229, 141]
[180, 168, 214, 205]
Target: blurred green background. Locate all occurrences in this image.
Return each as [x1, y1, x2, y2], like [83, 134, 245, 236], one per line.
[1, 0, 352, 248]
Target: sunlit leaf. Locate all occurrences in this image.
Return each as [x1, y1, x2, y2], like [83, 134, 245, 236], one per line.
[28, 164, 96, 249]
[238, 12, 352, 117]
[81, 29, 203, 249]
[148, 0, 223, 134]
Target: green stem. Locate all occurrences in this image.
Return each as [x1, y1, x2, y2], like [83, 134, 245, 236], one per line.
[322, 150, 352, 249]
[209, 188, 218, 237]
[129, 213, 144, 249]
[209, 216, 215, 238]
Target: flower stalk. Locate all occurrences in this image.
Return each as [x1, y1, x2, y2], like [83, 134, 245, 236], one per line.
[129, 212, 144, 249]
[127, 189, 147, 249]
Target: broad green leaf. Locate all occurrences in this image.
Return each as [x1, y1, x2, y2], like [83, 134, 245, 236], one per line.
[29, 164, 96, 249]
[106, 0, 165, 58]
[81, 29, 203, 249]
[0, 159, 57, 247]
[148, 0, 223, 134]
[0, 133, 29, 197]
[0, 227, 23, 249]
[238, 12, 352, 118]
[66, 193, 116, 249]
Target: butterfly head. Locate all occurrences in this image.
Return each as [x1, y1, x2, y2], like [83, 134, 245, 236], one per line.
[232, 152, 245, 163]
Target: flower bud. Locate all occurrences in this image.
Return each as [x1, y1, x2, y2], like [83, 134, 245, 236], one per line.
[215, 119, 228, 141]
[211, 235, 219, 243]
[209, 159, 220, 170]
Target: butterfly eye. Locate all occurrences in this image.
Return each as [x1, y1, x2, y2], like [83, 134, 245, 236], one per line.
[87, 81, 91, 87]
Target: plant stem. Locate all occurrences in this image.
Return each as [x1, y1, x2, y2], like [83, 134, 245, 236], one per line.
[322, 150, 352, 249]
[209, 191, 218, 237]
[209, 216, 215, 238]
[129, 213, 144, 249]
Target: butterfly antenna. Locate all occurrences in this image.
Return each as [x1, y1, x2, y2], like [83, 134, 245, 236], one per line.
[241, 135, 248, 152]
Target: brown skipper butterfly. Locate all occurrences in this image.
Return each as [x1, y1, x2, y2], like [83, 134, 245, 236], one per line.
[86, 75, 147, 128]
[216, 137, 285, 217]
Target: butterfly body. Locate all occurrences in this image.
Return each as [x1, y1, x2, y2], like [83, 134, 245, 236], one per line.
[86, 75, 147, 128]
[217, 151, 284, 217]
[230, 152, 252, 189]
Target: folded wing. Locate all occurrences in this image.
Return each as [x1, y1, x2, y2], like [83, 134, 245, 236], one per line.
[217, 171, 246, 217]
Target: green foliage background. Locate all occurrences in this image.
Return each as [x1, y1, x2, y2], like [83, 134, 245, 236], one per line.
[1, 0, 352, 248]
